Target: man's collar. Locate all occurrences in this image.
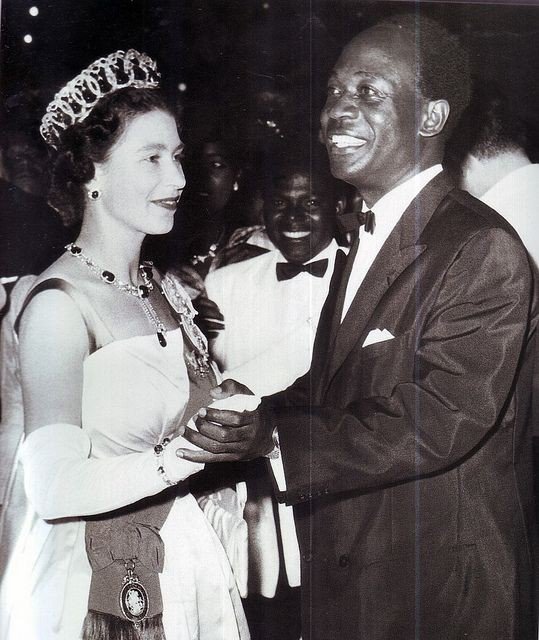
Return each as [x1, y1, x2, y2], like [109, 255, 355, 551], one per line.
[367, 165, 443, 218]
[274, 238, 341, 265]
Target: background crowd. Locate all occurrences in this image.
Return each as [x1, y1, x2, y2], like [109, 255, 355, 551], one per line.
[1, 1, 538, 280]
[1, 0, 538, 305]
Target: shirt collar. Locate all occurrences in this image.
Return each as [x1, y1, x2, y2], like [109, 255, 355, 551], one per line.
[364, 165, 443, 229]
[275, 238, 340, 265]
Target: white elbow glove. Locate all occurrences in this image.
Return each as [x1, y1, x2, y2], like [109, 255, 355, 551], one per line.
[20, 423, 204, 520]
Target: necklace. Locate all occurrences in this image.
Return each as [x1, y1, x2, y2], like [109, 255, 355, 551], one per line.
[66, 243, 168, 347]
[190, 227, 226, 266]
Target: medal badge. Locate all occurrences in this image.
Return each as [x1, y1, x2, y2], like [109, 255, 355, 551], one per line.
[161, 274, 212, 377]
[119, 559, 149, 627]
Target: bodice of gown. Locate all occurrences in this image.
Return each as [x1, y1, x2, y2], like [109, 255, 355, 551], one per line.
[82, 328, 189, 458]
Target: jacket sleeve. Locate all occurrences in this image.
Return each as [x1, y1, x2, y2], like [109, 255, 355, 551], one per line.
[262, 227, 535, 505]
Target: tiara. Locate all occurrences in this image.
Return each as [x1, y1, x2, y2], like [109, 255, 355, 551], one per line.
[40, 49, 161, 148]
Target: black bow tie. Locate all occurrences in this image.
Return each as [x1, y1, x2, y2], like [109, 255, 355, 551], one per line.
[276, 258, 329, 281]
[338, 209, 375, 234]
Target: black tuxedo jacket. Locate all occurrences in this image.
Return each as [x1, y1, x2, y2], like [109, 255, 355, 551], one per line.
[263, 173, 538, 640]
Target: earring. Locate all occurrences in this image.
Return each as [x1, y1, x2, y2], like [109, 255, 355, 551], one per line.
[233, 181, 239, 192]
[88, 189, 101, 200]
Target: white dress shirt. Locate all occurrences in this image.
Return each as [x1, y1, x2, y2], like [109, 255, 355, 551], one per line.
[205, 239, 342, 397]
[341, 164, 443, 320]
[479, 163, 539, 269]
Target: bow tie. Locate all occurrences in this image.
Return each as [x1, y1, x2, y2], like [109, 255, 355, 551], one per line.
[276, 258, 329, 281]
[338, 209, 375, 234]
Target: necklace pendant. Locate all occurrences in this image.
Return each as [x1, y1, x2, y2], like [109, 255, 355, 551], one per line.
[140, 265, 153, 280]
[157, 331, 167, 348]
[68, 243, 82, 255]
[101, 270, 115, 283]
[66, 245, 168, 347]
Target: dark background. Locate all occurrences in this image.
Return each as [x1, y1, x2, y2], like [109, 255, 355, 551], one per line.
[1, 0, 539, 157]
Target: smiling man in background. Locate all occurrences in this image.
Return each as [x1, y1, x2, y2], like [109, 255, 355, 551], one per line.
[203, 142, 345, 640]
[205, 143, 345, 397]
[182, 13, 538, 640]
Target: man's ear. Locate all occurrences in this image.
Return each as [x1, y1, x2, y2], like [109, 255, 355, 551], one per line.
[419, 99, 450, 137]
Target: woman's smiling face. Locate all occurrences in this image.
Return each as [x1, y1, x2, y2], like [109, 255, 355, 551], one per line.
[93, 109, 186, 237]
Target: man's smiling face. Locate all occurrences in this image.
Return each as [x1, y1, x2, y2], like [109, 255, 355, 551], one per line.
[263, 169, 337, 265]
[321, 26, 422, 203]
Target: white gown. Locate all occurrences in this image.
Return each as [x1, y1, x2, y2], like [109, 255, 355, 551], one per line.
[0, 327, 249, 640]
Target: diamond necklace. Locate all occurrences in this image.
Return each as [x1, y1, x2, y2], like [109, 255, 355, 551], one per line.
[66, 243, 168, 347]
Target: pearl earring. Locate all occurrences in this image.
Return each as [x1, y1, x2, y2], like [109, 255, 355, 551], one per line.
[88, 189, 101, 200]
[233, 181, 239, 192]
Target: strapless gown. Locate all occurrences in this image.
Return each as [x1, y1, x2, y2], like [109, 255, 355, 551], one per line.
[0, 328, 249, 639]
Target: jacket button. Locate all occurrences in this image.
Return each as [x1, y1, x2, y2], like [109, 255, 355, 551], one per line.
[338, 554, 349, 568]
[302, 553, 313, 563]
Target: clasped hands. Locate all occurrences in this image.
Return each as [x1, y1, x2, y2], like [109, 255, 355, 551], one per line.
[176, 379, 275, 463]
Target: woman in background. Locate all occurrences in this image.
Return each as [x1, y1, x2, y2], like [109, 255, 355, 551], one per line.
[0, 49, 249, 640]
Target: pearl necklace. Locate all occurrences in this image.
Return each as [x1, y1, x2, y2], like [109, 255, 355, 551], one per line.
[66, 243, 168, 347]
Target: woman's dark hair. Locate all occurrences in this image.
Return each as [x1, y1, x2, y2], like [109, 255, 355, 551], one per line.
[48, 87, 175, 227]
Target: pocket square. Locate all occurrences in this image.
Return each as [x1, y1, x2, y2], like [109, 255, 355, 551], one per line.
[362, 328, 395, 348]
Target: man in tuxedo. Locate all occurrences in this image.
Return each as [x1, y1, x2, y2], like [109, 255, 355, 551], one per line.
[180, 13, 538, 639]
[205, 147, 344, 397]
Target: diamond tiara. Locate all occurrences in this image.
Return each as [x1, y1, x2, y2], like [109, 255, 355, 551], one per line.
[40, 49, 161, 149]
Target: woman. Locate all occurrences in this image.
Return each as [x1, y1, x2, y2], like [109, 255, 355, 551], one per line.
[0, 49, 249, 640]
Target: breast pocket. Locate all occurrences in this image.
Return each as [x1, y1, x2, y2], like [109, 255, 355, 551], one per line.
[357, 329, 416, 397]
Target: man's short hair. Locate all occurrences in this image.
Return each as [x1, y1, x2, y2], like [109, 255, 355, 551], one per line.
[375, 13, 471, 135]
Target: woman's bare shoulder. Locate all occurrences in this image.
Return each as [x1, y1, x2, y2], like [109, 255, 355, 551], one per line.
[33, 252, 90, 288]
[17, 255, 95, 344]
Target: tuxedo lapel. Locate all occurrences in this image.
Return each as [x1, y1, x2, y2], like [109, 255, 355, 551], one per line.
[329, 236, 360, 344]
[310, 248, 348, 397]
[322, 172, 455, 394]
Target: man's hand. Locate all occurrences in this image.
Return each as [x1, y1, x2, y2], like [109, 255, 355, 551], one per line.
[176, 379, 274, 463]
[210, 378, 253, 399]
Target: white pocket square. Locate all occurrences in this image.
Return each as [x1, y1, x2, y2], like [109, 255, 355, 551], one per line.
[362, 328, 395, 348]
